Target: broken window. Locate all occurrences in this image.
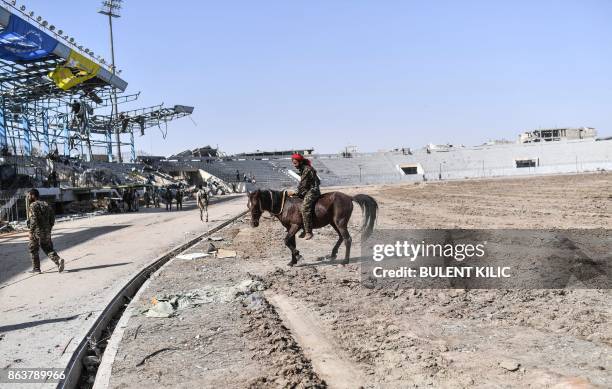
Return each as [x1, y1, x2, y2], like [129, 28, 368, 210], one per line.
[515, 159, 537, 168]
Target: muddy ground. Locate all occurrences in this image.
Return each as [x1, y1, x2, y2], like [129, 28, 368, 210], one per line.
[108, 173, 611, 388]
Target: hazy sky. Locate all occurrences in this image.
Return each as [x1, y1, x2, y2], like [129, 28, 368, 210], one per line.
[25, 0, 612, 156]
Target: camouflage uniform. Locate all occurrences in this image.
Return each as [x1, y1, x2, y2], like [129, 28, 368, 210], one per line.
[153, 189, 160, 208]
[175, 189, 183, 210]
[196, 189, 209, 222]
[28, 200, 62, 271]
[165, 189, 173, 211]
[296, 164, 321, 233]
[143, 191, 151, 208]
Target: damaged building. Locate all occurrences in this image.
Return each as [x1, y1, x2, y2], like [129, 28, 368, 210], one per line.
[519, 127, 597, 143]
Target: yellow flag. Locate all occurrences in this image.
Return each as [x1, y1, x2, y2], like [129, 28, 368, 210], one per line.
[49, 50, 101, 90]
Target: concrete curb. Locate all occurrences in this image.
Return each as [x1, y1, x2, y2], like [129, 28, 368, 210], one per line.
[57, 209, 248, 389]
[91, 258, 163, 389]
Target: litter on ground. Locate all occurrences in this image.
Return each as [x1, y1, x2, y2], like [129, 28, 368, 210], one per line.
[176, 252, 210, 260]
[143, 291, 207, 318]
[216, 249, 237, 259]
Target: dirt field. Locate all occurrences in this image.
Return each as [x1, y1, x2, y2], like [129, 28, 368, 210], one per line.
[108, 173, 611, 388]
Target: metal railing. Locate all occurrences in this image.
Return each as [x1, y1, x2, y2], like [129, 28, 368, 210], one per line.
[0, 188, 25, 222]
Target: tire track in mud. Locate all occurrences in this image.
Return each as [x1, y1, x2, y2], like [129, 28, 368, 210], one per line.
[241, 291, 327, 388]
[268, 293, 367, 389]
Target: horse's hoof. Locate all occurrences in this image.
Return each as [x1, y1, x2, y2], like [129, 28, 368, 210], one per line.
[287, 261, 296, 267]
[326, 255, 337, 261]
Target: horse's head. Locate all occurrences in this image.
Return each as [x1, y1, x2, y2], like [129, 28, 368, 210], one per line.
[247, 190, 262, 227]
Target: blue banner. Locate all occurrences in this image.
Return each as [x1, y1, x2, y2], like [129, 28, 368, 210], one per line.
[0, 14, 58, 61]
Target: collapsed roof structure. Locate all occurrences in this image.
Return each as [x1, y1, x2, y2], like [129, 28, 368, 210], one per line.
[0, 1, 194, 163]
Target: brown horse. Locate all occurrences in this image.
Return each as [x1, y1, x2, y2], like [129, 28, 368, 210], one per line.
[247, 189, 378, 266]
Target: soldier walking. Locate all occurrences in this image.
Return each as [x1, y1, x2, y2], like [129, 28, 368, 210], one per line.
[27, 189, 64, 273]
[196, 184, 209, 222]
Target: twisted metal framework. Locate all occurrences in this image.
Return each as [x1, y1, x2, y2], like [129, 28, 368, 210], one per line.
[0, 3, 194, 163]
[0, 59, 136, 161]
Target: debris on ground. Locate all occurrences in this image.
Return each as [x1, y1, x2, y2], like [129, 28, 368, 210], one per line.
[0, 222, 14, 233]
[242, 292, 266, 311]
[209, 236, 224, 241]
[206, 243, 216, 253]
[64, 200, 96, 214]
[498, 358, 521, 372]
[216, 248, 237, 259]
[176, 252, 210, 260]
[143, 291, 207, 318]
[141, 280, 263, 318]
[136, 347, 178, 367]
[231, 278, 265, 297]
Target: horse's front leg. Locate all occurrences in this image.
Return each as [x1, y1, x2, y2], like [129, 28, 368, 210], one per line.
[284, 224, 302, 266]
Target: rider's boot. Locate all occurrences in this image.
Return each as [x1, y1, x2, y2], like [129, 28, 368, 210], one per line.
[298, 230, 306, 238]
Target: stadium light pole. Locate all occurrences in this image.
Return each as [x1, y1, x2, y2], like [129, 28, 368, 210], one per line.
[98, 0, 123, 162]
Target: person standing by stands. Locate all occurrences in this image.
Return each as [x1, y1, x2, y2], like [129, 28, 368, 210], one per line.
[165, 188, 173, 211]
[122, 189, 131, 212]
[144, 189, 151, 208]
[175, 187, 183, 210]
[26, 189, 64, 273]
[134, 190, 140, 212]
[236, 170, 240, 182]
[153, 188, 160, 208]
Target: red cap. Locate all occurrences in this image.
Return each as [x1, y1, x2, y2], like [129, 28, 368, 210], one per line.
[292, 153, 311, 166]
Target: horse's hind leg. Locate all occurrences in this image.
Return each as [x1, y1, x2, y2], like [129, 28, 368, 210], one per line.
[327, 223, 343, 260]
[338, 223, 352, 265]
[284, 224, 302, 266]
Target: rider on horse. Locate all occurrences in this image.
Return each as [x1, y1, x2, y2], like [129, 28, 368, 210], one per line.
[288, 153, 321, 240]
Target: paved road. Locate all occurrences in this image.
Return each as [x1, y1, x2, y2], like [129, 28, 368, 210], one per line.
[0, 196, 246, 388]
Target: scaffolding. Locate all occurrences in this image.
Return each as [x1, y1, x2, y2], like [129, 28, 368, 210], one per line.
[0, 2, 194, 164]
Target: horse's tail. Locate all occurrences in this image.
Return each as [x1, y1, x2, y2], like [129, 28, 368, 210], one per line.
[352, 194, 378, 241]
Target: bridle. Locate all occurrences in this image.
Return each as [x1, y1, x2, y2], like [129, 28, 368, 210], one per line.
[250, 190, 287, 217]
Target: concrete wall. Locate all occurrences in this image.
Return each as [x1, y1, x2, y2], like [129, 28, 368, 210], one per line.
[155, 139, 611, 188]
[310, 138, 612, 185]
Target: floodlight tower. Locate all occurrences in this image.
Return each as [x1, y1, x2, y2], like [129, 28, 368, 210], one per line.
[98, 0, 123, 162]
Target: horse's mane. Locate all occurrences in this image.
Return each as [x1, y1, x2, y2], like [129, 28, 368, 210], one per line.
[257, 189, 287, 213]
